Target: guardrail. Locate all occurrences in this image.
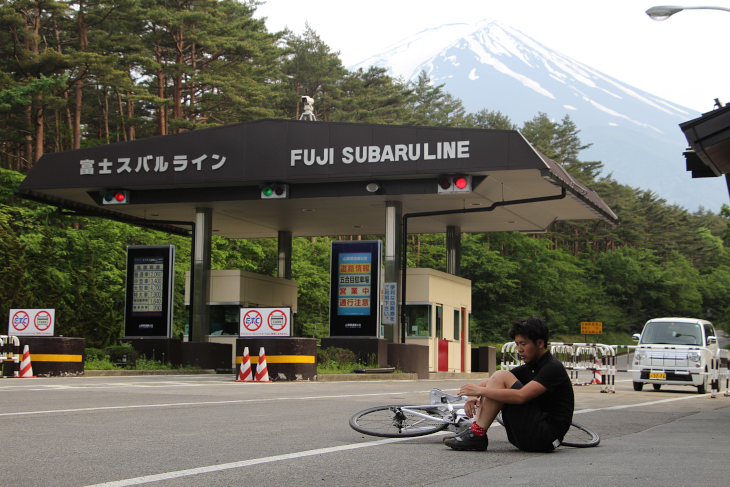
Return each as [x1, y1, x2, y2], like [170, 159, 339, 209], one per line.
[500, 341, 730, 397]
[0, 335, 21, 378]
[501, 341, 616, 393]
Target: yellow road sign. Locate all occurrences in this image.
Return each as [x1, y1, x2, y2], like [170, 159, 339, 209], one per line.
[581, 322, 603, 335]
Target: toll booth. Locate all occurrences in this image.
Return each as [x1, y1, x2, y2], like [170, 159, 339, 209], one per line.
[403, 268, 472, 373]
[184, 270, 298, 368]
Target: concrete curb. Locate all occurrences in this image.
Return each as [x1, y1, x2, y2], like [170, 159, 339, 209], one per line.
[81, 370, 491, 380]
[82, 369, 217, 377]
[317, 373, 419, 382]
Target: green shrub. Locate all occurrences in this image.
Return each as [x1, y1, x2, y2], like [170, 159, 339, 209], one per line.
[84, 357, 118, 370]
[103, 344, 138, 365]
[135, 357, 173, 370]
[84, 347, 107, 362]
[316, 347, 384, 374]
[317, 347, 357, 365]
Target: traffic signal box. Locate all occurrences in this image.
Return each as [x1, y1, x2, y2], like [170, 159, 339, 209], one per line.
[261, 183, 289, 199]
[437, 175, 472, 193]
[102, 190, 130, 205]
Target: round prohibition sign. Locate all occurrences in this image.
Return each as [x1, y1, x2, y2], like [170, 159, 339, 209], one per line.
[34, 310, 53, 331]
[242, 310, 263, 332]
[11, 310, 30, 331]
[267, 309, 288, 332]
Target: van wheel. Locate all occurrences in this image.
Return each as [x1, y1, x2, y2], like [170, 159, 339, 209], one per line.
[698, 377, 707, 394]
[652, 384, 661, 390]
[633, 382, 644, 391]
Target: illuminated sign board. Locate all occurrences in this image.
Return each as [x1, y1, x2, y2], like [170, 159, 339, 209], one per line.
[124, 245, 175, 338]
[329, 241, 381, 337]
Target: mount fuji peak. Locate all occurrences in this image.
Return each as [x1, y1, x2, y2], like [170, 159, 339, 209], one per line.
[350, 20, 726, 211]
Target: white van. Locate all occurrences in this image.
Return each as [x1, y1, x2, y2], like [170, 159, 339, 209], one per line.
[631, 317, 718, 393]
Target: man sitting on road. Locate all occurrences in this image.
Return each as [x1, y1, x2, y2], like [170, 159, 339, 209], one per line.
[444, 317, 574, 452]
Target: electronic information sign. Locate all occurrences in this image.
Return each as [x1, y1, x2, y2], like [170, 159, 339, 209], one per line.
[329, 241, 381, 337]
[124, 245, 175, 338]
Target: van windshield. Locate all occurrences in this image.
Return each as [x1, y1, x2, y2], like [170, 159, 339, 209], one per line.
[640, 322, 702, 346]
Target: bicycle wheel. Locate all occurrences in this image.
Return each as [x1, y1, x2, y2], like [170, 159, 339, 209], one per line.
[349, 405, 449, 438]
[560, 421, 600, 447]
[495, 413, 599, 448]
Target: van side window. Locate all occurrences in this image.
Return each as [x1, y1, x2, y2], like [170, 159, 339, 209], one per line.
[704, 324, 715, 343]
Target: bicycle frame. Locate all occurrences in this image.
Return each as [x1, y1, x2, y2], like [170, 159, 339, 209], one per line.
[404, 389, 473, 432]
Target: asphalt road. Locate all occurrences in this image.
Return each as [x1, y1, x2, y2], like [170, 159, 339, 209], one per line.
[1, 370, 729, 487]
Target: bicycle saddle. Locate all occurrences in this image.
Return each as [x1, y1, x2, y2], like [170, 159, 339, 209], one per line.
[429, 388, 465, 404]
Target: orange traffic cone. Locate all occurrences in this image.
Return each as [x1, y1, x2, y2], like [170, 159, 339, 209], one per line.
[235, 347, 254, 382]
[255, 347, 271, 382]
[19, 345, 35, 378]
[592, 358, 602, 384]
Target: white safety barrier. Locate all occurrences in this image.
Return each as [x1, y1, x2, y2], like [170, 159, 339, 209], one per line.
[501, 341, 730, 397]
[710, 349, 730, 398]
[500, 341, 617, 393]
[0, 335, 21, 378]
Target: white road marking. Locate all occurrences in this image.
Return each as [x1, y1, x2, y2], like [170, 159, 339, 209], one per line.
[0, 390, 447, 417]
[69, 392, 719, 487]
[81, 435, 436, 487]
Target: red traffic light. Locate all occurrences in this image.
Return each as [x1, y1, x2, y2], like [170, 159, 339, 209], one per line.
[102, 190, 130, 205]
[437, 175, 472, 194]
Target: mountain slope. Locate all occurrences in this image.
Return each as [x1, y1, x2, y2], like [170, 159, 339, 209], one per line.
[350, 20, 727, 211]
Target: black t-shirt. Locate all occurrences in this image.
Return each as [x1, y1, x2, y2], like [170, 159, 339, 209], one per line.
[510, 350, 574, 437]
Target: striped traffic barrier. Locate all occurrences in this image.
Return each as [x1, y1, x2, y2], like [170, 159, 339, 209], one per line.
[501, 341, 616, 393]
[19, 345, 35, 378]
[255, 347, 271, 382]
[235, 347, 253, 382]
[0, 336, 21, 378]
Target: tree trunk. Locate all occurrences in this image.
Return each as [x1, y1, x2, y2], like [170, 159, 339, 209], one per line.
[115, 90, 127, 142]
[155, 45, 166, 136]
[73, 80, 82, 149]
[33, 99, 43, 164]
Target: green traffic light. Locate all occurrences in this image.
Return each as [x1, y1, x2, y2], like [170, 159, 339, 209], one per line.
[262, 186, 273, 196]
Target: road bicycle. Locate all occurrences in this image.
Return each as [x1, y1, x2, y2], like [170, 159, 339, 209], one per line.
[349, 388, 600, 448]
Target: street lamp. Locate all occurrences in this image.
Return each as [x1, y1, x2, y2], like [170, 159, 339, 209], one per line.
[646, 5, 730, 21]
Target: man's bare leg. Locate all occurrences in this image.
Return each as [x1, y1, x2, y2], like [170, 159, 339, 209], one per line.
[470, 370, 519, 429]
[444, 370, 518, 450]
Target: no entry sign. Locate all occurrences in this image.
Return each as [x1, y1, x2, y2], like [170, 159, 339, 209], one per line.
[8, 309, 55, 336]
[239, 308, 291, 337]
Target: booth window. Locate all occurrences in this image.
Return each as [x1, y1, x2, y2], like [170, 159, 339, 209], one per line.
[436, 305, 443, 339]
[209, 305, 240, 335]
[184, 305, 239, 336]
[454, 309, 460, 341]
[405, 304, 431, 337]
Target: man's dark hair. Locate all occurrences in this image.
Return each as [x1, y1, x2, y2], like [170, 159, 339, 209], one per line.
[508, 317, 549, 347]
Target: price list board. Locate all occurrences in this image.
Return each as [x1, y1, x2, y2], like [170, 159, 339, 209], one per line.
[132, 257, 164, 316]
[124, 245, 175, 338]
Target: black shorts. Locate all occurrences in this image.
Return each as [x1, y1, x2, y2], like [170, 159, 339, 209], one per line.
[501, 381, 562, 452]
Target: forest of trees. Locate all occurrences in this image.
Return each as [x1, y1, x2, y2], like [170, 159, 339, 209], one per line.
[2, 0, 730, 347]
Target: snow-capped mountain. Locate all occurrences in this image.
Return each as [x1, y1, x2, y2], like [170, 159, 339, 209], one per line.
[350, 20, 727, 212]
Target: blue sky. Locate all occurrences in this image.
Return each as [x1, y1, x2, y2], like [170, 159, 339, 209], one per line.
[256, 0, 730, 113]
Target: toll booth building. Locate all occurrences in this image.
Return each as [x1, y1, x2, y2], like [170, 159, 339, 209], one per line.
[183, 270, 298, 369]
[17, 118, 618, 378]
[404, 268, 471, 372]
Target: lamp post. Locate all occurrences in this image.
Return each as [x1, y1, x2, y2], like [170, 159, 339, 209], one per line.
[646, 5, 730, 21]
